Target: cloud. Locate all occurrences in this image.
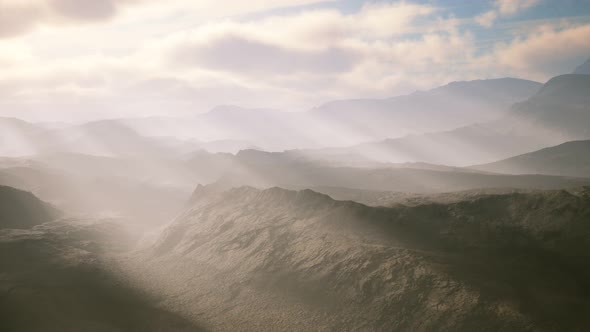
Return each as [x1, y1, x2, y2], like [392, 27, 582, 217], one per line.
[161, 3, 444, 77]
[354, 2, 437, 37]
[49, 0, 118, 21]
[495, 0, 540, 15]
[490, 24, 590, 79]
[0, 0, 134, 38]
[0, 2, 43, 37]
[0, 0, 321, 38]
[0, 2, 486, 120]
[0, 0, 587, 122]
[0, 2, 466, 120]
[476, 0, 540, 27]
[475, 11, 498, 28]
[169, 32, 361, 75]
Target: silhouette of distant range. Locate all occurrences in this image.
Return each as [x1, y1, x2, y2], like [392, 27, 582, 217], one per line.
[472, 140, 590, 178]
[0, 58, 590, 332]
[315, 73, 590, 165]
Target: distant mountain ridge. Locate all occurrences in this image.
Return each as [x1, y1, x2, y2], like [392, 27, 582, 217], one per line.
[0, 117, 47, 157]
[316, 73, 590, 165]
[310, 77, 542, 139]
[187, 78, 542, 150]
[471, 140, 590, 177]
[316, 77, 541, 116]
[574, 58, 590, 74]
[0, 185, 60, 229]
[198, 148, 590, 193]
[50, 77, 541, 152]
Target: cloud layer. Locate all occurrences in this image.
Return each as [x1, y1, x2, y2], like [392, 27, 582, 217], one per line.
[476, 0, 540, 27]
[0, 0, 588, 121]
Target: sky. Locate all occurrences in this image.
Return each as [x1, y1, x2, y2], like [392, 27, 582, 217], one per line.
[0, 0, 589, 121]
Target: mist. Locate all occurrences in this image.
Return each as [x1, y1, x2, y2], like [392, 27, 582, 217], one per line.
[2, 1, 590, 331]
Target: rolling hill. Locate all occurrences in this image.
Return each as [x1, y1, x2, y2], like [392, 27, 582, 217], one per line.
[0, 185, 60, 229]
[313, 77, 542, 138]
[109, 78, 542, 151]
[318, 74, 590, 166]
[0, 216, 205, 332]
[0, 158, 191, 226]
[471, 140, 590, 177]
[574, 58, 590, 74]
[121, 185, 590, 331]
[208, 149, 590, 193]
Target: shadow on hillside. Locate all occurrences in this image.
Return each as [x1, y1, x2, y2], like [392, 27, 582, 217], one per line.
[0, 232, 208, 332]
[431, 248, 590, 331]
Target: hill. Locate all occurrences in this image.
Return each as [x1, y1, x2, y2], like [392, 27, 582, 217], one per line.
[0, 217, 205, 331]
[0, 186, 60, 229]
[0, 158, 190, 227]
[124, 185, 590, 331]
[313, 77, 542, 138]
[115, 78, 542, 151]
[319, 74, 590, 165]
[210, 149, 590, 193]
[471, 140, 590, 177]
[574, 58, 590, 74]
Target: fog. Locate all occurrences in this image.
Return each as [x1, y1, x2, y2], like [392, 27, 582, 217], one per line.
[2, 1, 590, 331]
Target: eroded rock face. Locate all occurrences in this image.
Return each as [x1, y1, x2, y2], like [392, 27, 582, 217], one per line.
[121, 185, 590, 331]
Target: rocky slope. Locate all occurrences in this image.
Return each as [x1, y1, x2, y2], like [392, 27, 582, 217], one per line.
[123, 185, 590, 331]
[0, 214, 206, 332]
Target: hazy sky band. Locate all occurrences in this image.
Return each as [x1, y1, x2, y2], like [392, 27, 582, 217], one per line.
[0, 0, 589, 121]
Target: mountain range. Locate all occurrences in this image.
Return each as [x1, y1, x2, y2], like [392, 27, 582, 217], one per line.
[19, 77, 539, 154]
[1, 58, 589, 332]
[121, 184, 590, 331]
[574, 58, 590, 74]
[472, 140, 590, 177]
[316, 74, 590, 165]
[312, 77, 541, 139]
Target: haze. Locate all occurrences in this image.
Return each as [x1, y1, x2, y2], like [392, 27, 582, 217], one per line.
[1, 1, 590, 331]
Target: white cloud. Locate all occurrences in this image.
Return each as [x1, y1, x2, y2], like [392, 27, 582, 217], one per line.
[495, 0, 540, 15]
[0, 0, 321, 38]
[159, 3, 447, 78]
[475, 10, 498, 28]
[0, 1, 469, 120]
[490, 24, 590, 79]
[0, 0, 587, 122]
[355, 2, 437, 37]
[0, 0, 133, 37]
[476, 0, 540, 27]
